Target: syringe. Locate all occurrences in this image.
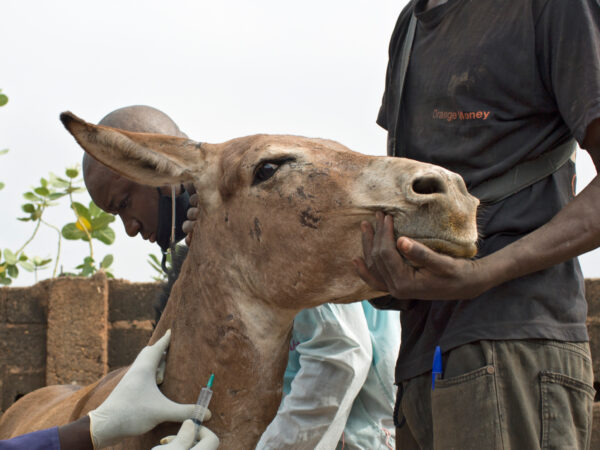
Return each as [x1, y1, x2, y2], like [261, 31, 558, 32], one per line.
[192, 374, 214, 437]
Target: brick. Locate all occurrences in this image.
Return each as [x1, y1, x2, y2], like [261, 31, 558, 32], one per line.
[4, 279, 50, 324]
[108, 321, 153, 370]
[108, 279, 161, 322]
[0, 365, 3, 414]
[0, 323, 46, 369]
[1, 368, 45, 413]
[0, 289, 6, 323]
[585, 279, 600, 319]
[46, 273, 108, 385]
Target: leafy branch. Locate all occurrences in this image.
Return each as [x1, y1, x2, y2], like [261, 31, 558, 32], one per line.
[0, 167, 116, 285]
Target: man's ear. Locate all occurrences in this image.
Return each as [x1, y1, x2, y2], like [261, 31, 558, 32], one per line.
[61, 111, 209, 187]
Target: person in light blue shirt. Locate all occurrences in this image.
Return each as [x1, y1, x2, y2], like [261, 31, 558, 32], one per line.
[256, 301, 400, 450]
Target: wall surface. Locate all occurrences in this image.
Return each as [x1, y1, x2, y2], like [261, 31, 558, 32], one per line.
[0, 272, 157, 413]
[1, 273, 600, 444]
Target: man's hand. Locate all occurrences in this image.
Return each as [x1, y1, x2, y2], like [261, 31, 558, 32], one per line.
[183, 193, 199, 246]
[153, 419, 219, 450]
[354, 212, 488, 300]
[88, 330, 210, 448]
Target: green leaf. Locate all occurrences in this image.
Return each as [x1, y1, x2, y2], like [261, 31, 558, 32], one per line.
[91, 214, 115, 230]
[40, 178, 48, 188]
[48, 192, 67, 200]
[7, 264, 18, 278]
[65, 168, 79, 179]
[18, 260, 34, 272]
[61, 223, 88, 240]
[34, 187, 50, 197]
[100, 254, 113, 269]
[37, 258, 52, 267]
[17, 217, 31, 222]
[80, 265, 95, 277]
[19, 253, 28, 261]
[0, 94, 8, 107]
[49, 173, 70, 188]
[92, 227, 115, 245]
[71, 202, 91, 222]
[3, 249, 17, 265]
[21, 203, 35, 213]
[89, 201, 102, 218]
[0, 277, 11, 286]
[0, 182, 4, 191]
[0, 149, 9, 155]
[23, 192, 39, 202]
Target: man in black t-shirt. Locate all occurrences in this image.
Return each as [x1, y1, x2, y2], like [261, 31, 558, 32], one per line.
[355, 0, 600, 448]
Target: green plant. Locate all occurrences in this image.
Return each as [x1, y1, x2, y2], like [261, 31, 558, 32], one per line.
[148, 253, 169, 282]
[0, 166, 116, 285]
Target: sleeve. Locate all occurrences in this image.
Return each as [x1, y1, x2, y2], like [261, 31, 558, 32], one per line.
[535, 0, 600, 144]
[255, 303, 372, 450]
[0, 427, 61, 450]
[376, 5, 413, 131]
[369, 295, 416, 311]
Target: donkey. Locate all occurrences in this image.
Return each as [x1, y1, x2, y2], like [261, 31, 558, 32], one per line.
[0, 112, 479, 448]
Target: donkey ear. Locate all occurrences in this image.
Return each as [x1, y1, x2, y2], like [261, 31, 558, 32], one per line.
[60, 111, 208, 187]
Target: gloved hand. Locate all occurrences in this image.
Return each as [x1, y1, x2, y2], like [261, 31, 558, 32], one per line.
[88, 329, 209, 448]
[153, 419, 220, 450]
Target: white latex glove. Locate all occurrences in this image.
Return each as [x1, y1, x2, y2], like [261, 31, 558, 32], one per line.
[153, 419, 220, 450]
[88, 329, 209, 448]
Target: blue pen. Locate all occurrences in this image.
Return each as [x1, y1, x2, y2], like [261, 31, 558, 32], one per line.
[432, 346, 442, 390]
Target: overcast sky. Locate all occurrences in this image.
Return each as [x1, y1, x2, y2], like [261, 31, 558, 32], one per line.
[1, 0, 598, 286]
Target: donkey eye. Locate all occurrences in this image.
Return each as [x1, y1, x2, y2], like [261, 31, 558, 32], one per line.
[253, 162, 281, 185]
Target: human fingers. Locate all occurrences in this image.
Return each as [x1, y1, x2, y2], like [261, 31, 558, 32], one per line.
[360, 221, 375, 267]
[184, 184, 197, 196]
[136, 329, 171, 370]
[372, 215, 406, 284]
[353, 258, 387, 292]
[187, 207, 199, 221]
[182, 220, 194, 235]
[189, 193, 199, 207]
[396, 237, 451, 272]
[372, 211, 385, 254]
[163, 400, 212, 424]
[159, 435, 177, 445]
[192, 426, 220, 450]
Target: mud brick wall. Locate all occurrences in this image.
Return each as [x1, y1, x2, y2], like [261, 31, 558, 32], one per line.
[1, 274, 600, 444]
[0, 272, 159, 413]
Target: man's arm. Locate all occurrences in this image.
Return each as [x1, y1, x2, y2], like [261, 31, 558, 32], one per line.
[255, 303, 372, 450]
[355, 118, 600, 300]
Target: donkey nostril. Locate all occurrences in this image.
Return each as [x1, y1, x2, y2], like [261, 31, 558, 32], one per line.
[412, 176, 447, 195]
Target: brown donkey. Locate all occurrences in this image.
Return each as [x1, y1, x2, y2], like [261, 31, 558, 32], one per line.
[0, 112, 479, 448]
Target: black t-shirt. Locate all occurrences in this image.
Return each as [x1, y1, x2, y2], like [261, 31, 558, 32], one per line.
[377, 0, 600, 382]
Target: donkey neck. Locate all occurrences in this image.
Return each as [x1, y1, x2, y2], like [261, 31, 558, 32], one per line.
[153, 255, 297, 447]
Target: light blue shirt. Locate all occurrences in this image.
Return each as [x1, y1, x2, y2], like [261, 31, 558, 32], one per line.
[256, 301, 400, 450]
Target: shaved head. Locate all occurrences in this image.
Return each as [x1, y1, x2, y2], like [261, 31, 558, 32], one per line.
[82, 105, 187, 243]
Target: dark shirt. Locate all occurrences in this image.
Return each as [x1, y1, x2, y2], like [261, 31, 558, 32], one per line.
[377, 0, 600, 382]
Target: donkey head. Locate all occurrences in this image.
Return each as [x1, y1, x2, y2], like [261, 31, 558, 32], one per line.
[61, 112, 478, 311]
